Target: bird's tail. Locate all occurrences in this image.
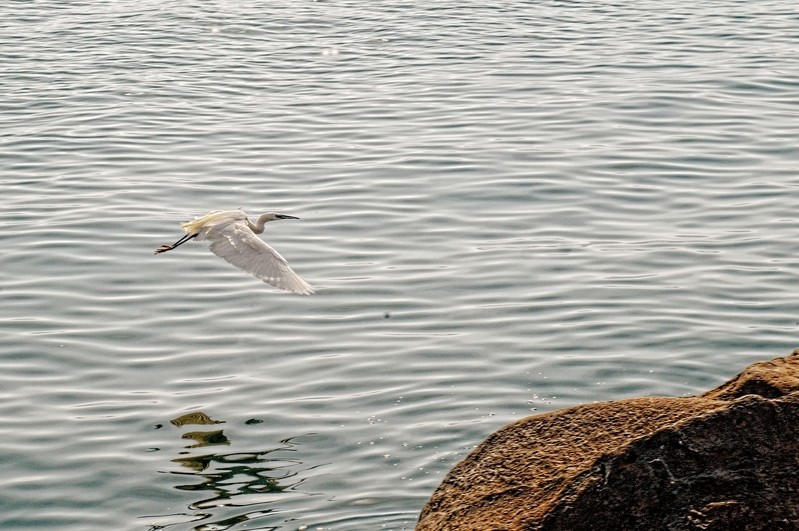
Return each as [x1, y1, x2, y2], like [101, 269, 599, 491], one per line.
[181, 218, 206, 236]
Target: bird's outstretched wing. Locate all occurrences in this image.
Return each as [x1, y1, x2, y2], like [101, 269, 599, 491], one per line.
[204, 219, 314, 295]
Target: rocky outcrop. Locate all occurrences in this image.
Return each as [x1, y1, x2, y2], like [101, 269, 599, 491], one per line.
[417, 350, 799, 531]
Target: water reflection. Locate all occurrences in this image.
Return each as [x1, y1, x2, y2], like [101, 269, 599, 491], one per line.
[171, 412, 224, 428]
[179, 429, 230, 451]
[145, 411, 313, 531]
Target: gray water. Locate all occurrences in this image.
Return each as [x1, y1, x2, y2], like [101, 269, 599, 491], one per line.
[2, 2, 798, 530]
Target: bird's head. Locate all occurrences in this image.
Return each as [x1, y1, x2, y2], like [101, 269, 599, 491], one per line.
[262, 212, 299, 222]
[251, 212, 300, 232]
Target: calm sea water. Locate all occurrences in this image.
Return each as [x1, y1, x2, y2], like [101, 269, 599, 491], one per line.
[2, 2, 798, 529]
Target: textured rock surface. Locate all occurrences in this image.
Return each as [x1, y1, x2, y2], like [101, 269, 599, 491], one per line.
[417, 350, 799, 531]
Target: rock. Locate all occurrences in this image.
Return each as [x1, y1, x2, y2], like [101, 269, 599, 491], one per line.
[417, 350, 799, 531]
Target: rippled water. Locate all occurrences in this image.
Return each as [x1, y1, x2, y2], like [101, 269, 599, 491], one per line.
[2, 1, 798, 529]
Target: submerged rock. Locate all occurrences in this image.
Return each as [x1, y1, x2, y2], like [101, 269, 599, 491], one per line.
[417, 350, 799, 531]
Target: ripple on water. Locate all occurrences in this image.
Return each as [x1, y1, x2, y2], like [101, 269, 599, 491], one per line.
[2, 1, 799, 530]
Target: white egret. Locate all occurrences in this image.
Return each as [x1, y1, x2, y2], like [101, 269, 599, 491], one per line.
[155, 210, 314, 295]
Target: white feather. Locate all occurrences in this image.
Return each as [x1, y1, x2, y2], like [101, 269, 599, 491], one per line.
[205, 218, 314, 295]
[157, 210, 314, 295]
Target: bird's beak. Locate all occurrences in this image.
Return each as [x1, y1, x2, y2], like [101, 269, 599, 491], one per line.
[275, 214, 299, 220]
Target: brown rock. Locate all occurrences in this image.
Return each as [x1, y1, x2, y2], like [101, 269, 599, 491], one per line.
[417, 350, 799, 531]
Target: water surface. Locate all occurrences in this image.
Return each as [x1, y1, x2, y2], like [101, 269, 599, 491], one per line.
[2, 2, 798, 529]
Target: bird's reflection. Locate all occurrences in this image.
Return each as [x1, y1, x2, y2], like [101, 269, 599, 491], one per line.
[145, 411, 313, 531]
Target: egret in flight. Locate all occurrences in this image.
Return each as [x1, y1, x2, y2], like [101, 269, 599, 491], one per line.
[155, 210, 314, 295]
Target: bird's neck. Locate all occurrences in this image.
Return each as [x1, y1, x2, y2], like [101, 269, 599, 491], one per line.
[248, 215, 270, 234]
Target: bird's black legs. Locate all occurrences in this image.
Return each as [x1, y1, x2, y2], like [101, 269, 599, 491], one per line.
[154, 233, 197, 254]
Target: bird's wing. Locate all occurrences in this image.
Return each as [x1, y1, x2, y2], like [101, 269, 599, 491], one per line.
[205, 219, 314, 295]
